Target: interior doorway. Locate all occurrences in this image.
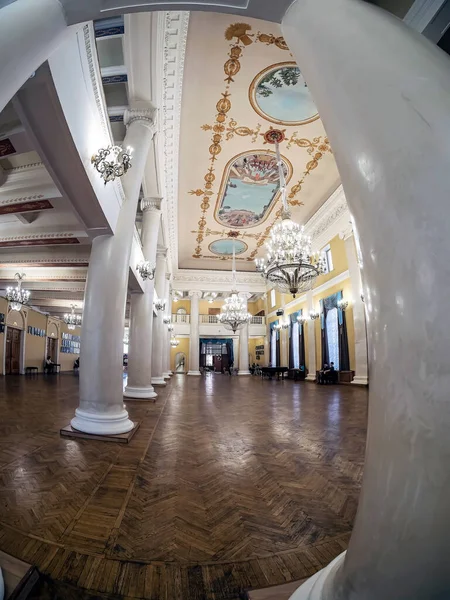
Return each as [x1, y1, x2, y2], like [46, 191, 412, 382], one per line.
[175, 352, 186, 373]
[47, 337, 58, 363]
[5, 327, 21, 375]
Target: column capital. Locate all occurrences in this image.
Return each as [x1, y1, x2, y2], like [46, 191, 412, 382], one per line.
[124, 103, 157, 133]
[156, 245, 167, 259]
[188, 291, 202, 298]
[141, 196, 163, 212]
[339, 224, 354, 241]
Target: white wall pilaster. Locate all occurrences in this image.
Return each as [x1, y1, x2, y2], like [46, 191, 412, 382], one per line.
[187, 291, 201, 375]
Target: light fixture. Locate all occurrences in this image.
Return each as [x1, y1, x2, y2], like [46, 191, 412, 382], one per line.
[167, 324, 174, 332]
[338, 298, 349, 311]
[163, 316, 171, 325]
[91, 145, 132, 185]
[154, 298, 166, 311]
[63, 304, 82, 330]
[136, 260, 155, 281]
[309, 311, 320, 320]
[204, 292, 218, 304]
[274, 322, 282, 332]
[255, 133, 326, 297]
[297, 314, 308, 324]
[217, 242, 251, 333]
[170, 336, 179, 347]
[6, 273, 30, 311]
[281, 318, 290, 330]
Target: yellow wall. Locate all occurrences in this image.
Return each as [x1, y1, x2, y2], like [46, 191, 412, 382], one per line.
[170, 337, 190, 372]
[199, 299, 223, 313]
[249, 337, 265, 364]
[248, 297, 265, 315]
[0, 297, 7, 373]
[173, 299, 191, 315]
[314, 234, 348, 288]
[26, 310, 47, 371]
[58, 322, 82, 372]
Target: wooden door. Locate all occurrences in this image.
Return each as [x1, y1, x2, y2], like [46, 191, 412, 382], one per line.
[5, 328, 21, 374]
[47, 337, 57, 362]
[208, 308, 220, 315]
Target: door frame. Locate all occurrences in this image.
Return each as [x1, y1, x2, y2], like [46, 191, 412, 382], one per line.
[3, 326, 25, 375]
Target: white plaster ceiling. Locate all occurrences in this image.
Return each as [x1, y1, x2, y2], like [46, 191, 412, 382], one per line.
[177, 12, 340, 272]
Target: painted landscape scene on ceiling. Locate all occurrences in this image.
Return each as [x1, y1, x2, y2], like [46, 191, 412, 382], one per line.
[215, 152, 291, 228]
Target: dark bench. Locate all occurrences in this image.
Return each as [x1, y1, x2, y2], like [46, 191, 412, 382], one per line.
[25, 366, 38, 375]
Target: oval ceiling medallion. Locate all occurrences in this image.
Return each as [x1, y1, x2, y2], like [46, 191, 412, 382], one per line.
[249, 62, 319, 126]
[209, 239, 248, 256]
[215, 150, 293, 229]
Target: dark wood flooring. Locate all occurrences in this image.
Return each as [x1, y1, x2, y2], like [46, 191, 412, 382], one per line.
[0, 373, 368, 599]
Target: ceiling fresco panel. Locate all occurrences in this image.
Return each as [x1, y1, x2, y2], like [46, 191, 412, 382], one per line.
[178, 13, 340, 271]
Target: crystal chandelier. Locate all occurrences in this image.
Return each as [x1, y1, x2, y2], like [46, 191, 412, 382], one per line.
[170, 336, 179, 347]
[6, 273, 30, 311]
[255, 135, 326, 297]
[63, 304, 82, 330]
[91, 145, 132, 185]
[309, 311, 320, 320]
[217, 242, 251, 333]
[136, 261, 155, 281]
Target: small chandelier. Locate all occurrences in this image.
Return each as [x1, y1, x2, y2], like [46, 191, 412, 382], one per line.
[167, 324, 174, 332]
[217, 242, 251, 333]
[163, 316, 171, 325]
[91, 145, 132, 185]
[6, 273, 30, 311]
[63, 304, 82, 330]
[154, 298, 166, 311]
[136, 261, 155, 281]
[297, 314, 308, 324]
[255, 135, 326, 297]
[309, 311, 320, 320]
[338, 298, 349, 311]
[170, 336, 179, 347]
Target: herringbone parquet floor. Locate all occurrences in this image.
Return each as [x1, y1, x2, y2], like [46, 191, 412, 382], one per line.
[0, 373, 368, 599]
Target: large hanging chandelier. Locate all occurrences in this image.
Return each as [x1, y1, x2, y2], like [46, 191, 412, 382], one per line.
[255, 134, 326, 297]
[91, 145, 132, 185]
[6, 273, 30, 311]
[217, 242, 251, 333]
[63, 304, 82, 330]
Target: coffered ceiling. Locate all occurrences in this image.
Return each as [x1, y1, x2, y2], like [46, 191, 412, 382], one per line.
[177, 12, 340, 272]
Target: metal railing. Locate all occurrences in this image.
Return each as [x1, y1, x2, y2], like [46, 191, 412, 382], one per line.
[171, 313, 190, 324]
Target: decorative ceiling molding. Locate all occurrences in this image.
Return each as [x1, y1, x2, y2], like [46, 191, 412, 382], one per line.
[303, 184, 351, 251]
[172, 268, 266, 293]
[2, 161, 43, 174]
[0, 199, 52, 215]
[159, 11, 190, 273]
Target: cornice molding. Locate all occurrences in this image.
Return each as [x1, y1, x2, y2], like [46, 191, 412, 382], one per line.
[159, 11, 190, 272]
[173, 269, 263, 285]
[304, 184, 351, 251]
[124, 105, 157, 133]
[0, 232, 77, 243]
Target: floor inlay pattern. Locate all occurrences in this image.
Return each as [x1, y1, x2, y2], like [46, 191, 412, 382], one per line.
[0, 374, 368, 599]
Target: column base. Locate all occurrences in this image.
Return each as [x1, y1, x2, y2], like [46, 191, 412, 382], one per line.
[124, 385, 157, 400]
[151, 376, 166, 386]
[71, 407, 134, 436]
[238, 370, 251, 375]
[305, 374, 316, 382]
[187, 370, 201, 376]
[162, 372, 171, 380]
[289, 552, 345, 599]
[351, 375, 369, 386]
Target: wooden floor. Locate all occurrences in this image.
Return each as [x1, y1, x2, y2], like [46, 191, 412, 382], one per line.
[0, 373, 368, 599]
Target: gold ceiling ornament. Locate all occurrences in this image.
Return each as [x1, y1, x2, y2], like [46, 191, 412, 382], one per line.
[288, 136, 332, 204]
[190, 227, 261, 240]
[225, 119, 261, 142]
[256, 32, 289, 51]
[189, 189, 213, 197]
[224, 23, 254, 46]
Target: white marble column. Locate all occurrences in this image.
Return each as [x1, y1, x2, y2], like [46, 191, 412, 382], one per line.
[187, 291, 201, 376]
[124, 197, 162, 400]
[283, 0, 450, 598]
[305, 290, 316, 382]
[162, 275, 171, 380]
[342, 230, 368, 386]
[151, 247, 167, 387]
[263, 293, 270, 367]
[72, 106, 156, 435]
[280, 295, 289, 367]
[238, 293, 251, 375]
[0, 0, 73, 114]
[167, 290, 173, 376]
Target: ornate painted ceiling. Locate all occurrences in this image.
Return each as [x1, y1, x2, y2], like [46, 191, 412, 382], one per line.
[177, 12, 340, 272]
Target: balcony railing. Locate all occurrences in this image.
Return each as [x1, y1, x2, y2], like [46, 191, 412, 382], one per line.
[200, 314, 219, 324]
[250, 316, 265, 325]
[171, 313, 190, 324]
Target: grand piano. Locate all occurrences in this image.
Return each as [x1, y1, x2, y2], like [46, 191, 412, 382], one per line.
[260, 366, 289, 380]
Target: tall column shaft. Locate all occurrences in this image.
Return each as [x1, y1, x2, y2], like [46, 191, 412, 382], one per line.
[283, 0, 450, 598]
[343, 231, 368, 386]
[0, 0, 71, 114]
[305, 290, 316, 382]
[263, 292, 270, 367]
[238, 294, 251, 375]
[162, 276, 171, 380]
[151, 248, 167, 386]
[280, 295, 289, 366]
[73, 107, 156, 434]
[187, 291, 201, 376]
[124, 197, 162, 400]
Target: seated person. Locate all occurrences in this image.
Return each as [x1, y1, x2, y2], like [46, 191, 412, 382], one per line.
[44, 355, 54, 373]
[325, 362, 337, 383]
[317, 363, 329, 384]
[74, 357, 80, 369]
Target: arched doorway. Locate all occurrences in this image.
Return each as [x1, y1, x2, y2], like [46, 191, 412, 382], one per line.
[175, 352, 186, 373]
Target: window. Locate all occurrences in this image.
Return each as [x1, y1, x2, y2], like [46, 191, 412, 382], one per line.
[326, 307, 340, 370]
[292, 321, 300, 369]
[206, 354, 214, 367]
[322, 244, 334, 274]
[271, 328, 277, 366]
[270, 289, 276, 308]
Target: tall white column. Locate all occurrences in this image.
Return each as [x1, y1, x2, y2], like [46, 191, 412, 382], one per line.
[263, 292, 270, 367]
[167, 289, 173, 376]
[72, 106, 156, 435]
[280, 295, 289, 367]
[187, 291, 201, 376]
[124, 197, 162, 400]
[151, 247, 167, 387]
[238, 293, 251, 375]
[162, 275, 171, 380]
[283, 1, 450, 598]
[305, 289, 316, 382]
[342, 230, 368, 386]
[0, 0, 72, 114]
